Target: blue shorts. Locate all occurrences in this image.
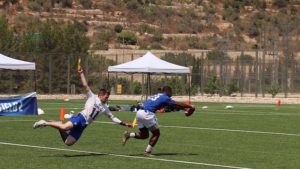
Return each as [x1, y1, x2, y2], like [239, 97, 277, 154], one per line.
[69, 113, 88, 140]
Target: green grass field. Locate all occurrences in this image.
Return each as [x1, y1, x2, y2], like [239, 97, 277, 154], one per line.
[1, 100, 300, 169]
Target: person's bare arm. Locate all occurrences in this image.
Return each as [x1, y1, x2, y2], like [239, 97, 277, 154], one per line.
[78, 68, 90, 92]
[106, 111, 133, 127]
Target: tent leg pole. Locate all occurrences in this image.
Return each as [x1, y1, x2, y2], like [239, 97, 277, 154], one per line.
[141, 73, 145, 101]
[188, 73, 191, 102]
[34, 70, 37, 92]
[149, 73, 151, 96]
[10, 71, 13, 94]
[108, 72, 110, 91]
[147, 73, 151, 99]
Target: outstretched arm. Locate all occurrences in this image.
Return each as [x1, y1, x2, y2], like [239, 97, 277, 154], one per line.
[106, 111, 132, 128]
[78, 68, 90, 92]
[173, 102, 195, 117]
[174, 101, 194, 110]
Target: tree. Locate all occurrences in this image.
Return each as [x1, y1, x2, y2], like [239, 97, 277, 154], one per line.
[226, 80, 239, 96]
[204, 76, 221, 95]
[191, 57, 200, 86]
[0, 17, 15, 52]
[162, 52, 195, 66]
[267, 86, 280, 98]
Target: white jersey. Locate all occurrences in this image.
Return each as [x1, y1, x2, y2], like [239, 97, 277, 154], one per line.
[80, 90, 113, 124]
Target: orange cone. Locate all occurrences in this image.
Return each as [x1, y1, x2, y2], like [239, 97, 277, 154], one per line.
[276, 99, 281, 108]
[185, 99, 190, 105]
[60, 107, 65, 121]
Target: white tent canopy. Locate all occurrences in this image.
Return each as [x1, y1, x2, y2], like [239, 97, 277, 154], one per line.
[108, 52, 191, 98]
[108, 52, 190, 74]
[0, 53, 35, 70]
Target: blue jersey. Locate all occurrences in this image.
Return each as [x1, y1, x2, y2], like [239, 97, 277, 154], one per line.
[143, 93, 175, 113]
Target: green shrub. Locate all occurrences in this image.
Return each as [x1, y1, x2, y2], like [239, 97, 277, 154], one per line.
[207, 50, 229, 60]
[93, 31, 114, 50]
[204, 76, 221, 95]
[226, 80, 239, 96]
[139, 43, 164, 50]
[117, 31, 137, 45]
[291, 6, 298, 15]
[133, 81, 142, 94]
[139, 23, 155, 34]
[28, 1, 42, 11]
[152, 31, 163, 42]
[240, 54, 254, 62]
[126, 0, 140, 11]
[187, 37, 208, 49]
[114, 24, 123, 33]
[150, 43, 164, 49]
[222, 7, 239, 21]
[267, 86, 280, 98]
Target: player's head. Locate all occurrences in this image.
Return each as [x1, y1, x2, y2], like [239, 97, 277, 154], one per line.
[98, 89, 110, 103]
[162, 86, 172, 97]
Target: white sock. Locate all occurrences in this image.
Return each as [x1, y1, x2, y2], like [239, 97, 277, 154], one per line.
[145, 144, 152, 153]
[129, 132, 135, 138]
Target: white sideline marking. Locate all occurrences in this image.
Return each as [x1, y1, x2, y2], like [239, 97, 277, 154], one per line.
[1, 120, 300, 137]
[202, 110, 300, 116]
[0, 120, 36, 122]
[94, 121, 300, 137]
[43, 108, 82, 110]
[0, 141, 252, 169]
[159, 125, 300, 137]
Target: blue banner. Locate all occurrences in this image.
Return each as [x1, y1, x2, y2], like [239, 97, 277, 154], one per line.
[0, 92, 38, 116]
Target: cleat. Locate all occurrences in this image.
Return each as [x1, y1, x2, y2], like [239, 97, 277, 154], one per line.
[121, 131, 130, 146]
[33, 120, 47, 129]
[143, 151, 153, 157]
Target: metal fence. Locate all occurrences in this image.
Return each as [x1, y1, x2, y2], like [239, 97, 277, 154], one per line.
[1, 49, 300, 98]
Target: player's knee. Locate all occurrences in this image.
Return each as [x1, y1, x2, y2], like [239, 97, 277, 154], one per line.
[61, 126, 68, 131]
[64, 141, 75, 146]
[64, 136, 76, 146]
[61, 124, 72, 131]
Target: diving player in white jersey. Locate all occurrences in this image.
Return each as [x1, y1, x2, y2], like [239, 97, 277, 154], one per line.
[33, 68, 132, 146]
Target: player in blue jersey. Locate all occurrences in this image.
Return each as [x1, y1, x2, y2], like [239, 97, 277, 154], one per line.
[121, 86, 195, 156]
[33, 68, 132, 146]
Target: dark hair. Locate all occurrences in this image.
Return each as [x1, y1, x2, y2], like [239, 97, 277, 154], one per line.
[98, 89, 110, 96]
[157, 87, 162, 92]
[162, 86, 172, 93]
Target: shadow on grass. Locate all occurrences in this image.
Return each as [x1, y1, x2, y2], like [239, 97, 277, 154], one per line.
[41, 153, 107, 158]
[63, 153, 107, 158]
[129, 152, 198, 157]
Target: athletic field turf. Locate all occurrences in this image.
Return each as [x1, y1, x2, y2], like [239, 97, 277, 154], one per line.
[1, 100, 300, 169]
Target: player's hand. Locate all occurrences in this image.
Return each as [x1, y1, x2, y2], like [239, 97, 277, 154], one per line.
[125, 122, 133, 128]
[185, 105, 195, 117]
[78, 67, 83, 74]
